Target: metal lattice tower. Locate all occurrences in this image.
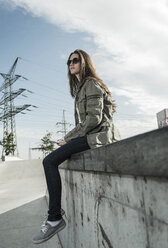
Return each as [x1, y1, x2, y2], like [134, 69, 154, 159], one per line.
[56, 110, 73, 138]
[0, 57, 37, 157]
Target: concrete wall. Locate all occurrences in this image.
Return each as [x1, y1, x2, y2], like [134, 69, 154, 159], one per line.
[59, 170, 168, 248]
[0, 126, 168, 247]
[58, 126, 168, 248]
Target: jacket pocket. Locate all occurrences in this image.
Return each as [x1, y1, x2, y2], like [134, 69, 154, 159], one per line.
[78, 98, 86, 114]
[88, 129, 112, 146]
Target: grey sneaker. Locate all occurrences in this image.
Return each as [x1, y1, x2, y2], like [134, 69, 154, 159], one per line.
[33, 218, 66, 244]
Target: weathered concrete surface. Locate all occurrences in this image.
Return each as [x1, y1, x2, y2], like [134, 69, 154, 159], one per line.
[59, 170, 168, 248]
[57, 127, 168, 247]
[1, 127, 168, 248]
[61, 126, 168, 177]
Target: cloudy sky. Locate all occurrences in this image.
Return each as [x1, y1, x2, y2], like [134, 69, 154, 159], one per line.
[0, 0, 168, 159]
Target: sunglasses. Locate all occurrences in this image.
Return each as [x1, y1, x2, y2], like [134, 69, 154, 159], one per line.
[67, 58, 80, 66]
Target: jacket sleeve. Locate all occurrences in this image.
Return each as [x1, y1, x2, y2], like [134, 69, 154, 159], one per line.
[64, 80, 104, 142]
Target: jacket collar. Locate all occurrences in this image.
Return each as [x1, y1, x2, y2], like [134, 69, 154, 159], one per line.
[76, 79, 86, 95]
[78, 79, 85, 88]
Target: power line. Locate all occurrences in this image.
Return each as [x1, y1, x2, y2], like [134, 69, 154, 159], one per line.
[24, 78, 71, 98]
[20, 57, 66, 74]
[31, 92, 73, 106]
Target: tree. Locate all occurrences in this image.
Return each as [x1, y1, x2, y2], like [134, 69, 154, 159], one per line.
[38, 132, 55, 156]
[1, 131, 16, 156]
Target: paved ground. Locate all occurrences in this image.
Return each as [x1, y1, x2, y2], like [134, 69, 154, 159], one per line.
[0, 159, 46, 214]
[0, 159, 64, 248]
[0, 197, 63, 248]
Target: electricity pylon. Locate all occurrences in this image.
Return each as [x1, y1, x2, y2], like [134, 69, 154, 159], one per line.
[56, 109, 73, 138]
[0, 57, 37, 158]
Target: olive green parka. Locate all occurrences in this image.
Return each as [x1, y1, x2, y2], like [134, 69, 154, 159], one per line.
[64, 79, 120, 148]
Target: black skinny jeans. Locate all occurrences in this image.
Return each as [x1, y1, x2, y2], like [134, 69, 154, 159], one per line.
[43, 136, 90, 221]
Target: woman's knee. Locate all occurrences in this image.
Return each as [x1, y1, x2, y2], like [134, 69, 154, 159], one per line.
[43, 155, 51, 169]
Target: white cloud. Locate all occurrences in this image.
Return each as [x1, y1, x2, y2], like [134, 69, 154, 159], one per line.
[110, 86, 168, 116]
[116, 118, 157, 139]
[4, 0, 168, 94]
[2, 0, 168, 138]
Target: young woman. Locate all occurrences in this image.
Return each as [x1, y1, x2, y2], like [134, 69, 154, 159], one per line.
[33, 49, 119, 244]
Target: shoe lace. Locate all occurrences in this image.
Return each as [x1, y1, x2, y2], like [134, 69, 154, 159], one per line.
[41, 222, 50, 234]
[41, 215, 49, 234]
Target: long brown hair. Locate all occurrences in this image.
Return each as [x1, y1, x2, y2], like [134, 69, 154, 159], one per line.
[67, 49, 116, 112]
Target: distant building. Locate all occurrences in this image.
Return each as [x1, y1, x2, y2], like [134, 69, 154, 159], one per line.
[156, 109, 168, 128]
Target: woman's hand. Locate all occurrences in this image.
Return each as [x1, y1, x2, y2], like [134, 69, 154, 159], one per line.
[58, 140, 67, 146]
